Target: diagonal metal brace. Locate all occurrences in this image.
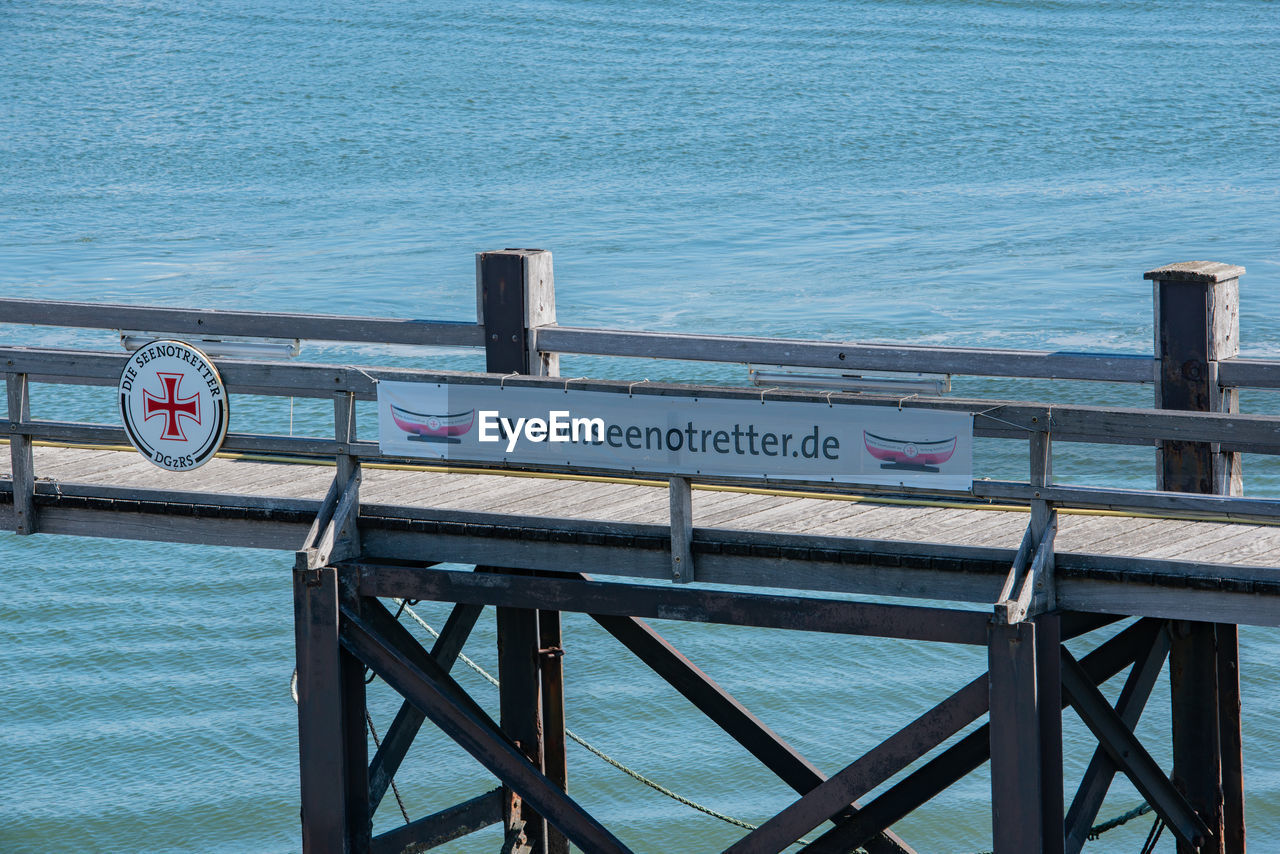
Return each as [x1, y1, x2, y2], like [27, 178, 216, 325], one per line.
[338, 603, 632, 854]
[1060, 646, 1210, 849]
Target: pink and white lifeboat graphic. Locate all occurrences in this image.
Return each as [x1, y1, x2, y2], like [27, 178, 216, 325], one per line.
[863, 430, 957, 473]
[390, 403, 476, 444]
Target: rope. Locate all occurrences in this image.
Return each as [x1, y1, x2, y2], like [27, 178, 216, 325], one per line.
[365, 709, 411, 825]
[393, 600, 815, 847]
[1088, 801, 1152, 839]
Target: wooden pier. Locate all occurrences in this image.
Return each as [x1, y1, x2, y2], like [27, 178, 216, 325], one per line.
[3, 251, 1277, 853]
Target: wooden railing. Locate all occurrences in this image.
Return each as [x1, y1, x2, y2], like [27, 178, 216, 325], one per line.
[3, 255, 1276, 521]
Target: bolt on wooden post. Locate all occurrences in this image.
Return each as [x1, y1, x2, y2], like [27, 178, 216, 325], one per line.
[478, 248, 568, 854]
[1147, 261, 1246, 854]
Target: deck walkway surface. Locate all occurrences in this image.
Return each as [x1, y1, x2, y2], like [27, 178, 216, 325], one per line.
[7, 444, 1280, 569]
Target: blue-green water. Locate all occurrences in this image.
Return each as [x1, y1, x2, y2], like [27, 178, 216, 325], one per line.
[3, 1, 1280, 851]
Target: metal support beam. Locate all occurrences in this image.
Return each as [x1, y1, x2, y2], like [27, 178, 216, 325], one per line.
[723, 674, 989, 854]
[497, 602, 546, 850]
[1169, 619, 1224, 851]
[1036, 614, 1063, 854]
[804, 619, 1162, 853]
[369, 788, 503, 854]
[1218, 623, 1246, 853]
[1065, 623, 1170, 854]
[368, 601, 484, 814]
[338, 605, 631, 854]
[989, 620, 1043, 853]
[538, 606, 569, 854]
[294, 566, 355, 854]
[1060, 647, 1210, 849]
[357, 564, 992, 645]
[591, 607, 914, 854]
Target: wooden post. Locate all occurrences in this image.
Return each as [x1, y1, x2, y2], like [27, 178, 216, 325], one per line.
[1036, 613, 1064, 854]
[1147, 261, 1245, 853]
[6, 373, 36, 534]
[479, 249, 564, 853]
[338, 567, 371, 853]
[669, 476, 693, 583]
[1029, 430, 1063, 853]
[294, 566, 348, 854]
[989, 620, 1043, 853]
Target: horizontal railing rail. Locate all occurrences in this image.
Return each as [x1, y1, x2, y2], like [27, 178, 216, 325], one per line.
[7, 344, 1280, 522]
[5, 346, 1280, 450]
[0, 298, 486, 348]
[6, 298, 1280, 389]
[537, 326, 1157, 384]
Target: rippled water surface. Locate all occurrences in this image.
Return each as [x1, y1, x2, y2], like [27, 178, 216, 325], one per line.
[3, 1, 1279, 851]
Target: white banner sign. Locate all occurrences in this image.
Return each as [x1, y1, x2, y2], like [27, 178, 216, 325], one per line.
[377, 381, 973, 490]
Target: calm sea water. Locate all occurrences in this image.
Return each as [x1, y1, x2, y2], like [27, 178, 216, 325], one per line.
[3, 1, 1280, 851]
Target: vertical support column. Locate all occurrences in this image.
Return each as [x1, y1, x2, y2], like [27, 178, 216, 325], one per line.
[294, 565, 371, 854]
[294, 566, 348, 854]
[1029, 427, 1063, 852]
[338, 567, 371, 854]
[1218, 623, 1246, 853]
[1036, 614, 1064, 854]
[1148, 261, 1245, 854]
[497, 603, 546, 850]
[539, 608, 569, 854]
[989, 620, 1043, 853]
[479, 249, 563, 853]
[7, 373, 36, 534]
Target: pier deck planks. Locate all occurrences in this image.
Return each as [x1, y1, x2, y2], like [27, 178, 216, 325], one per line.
[5, 445, 1280, 569]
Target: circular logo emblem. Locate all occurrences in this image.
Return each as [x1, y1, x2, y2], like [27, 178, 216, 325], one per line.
[903, 443, 919, 458]
[118, 340, 230, 471]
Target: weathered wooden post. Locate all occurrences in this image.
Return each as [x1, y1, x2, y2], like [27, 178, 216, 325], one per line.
[989, 620, 1044, 852]
[478, 248, 567, 854]
[294, 565, 370, 854]
[6, 373, 36, 534]
[1147, 261, 1246, 853]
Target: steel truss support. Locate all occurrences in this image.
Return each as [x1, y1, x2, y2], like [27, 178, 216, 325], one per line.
[296, 556, 1210, 854]
[339, 593, 632, 854]
[802, 618, 1162, 853]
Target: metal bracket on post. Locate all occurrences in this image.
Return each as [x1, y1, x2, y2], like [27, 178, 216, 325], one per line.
[6, 373, 36, 535]
[669, 476, 693, 583]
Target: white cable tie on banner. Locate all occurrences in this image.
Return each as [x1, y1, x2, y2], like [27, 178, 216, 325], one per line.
[499, 372, 519, 389]
[758, 387, 779, 404]
[562, 376, 588, 393]
[627, 378, 651, 398]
